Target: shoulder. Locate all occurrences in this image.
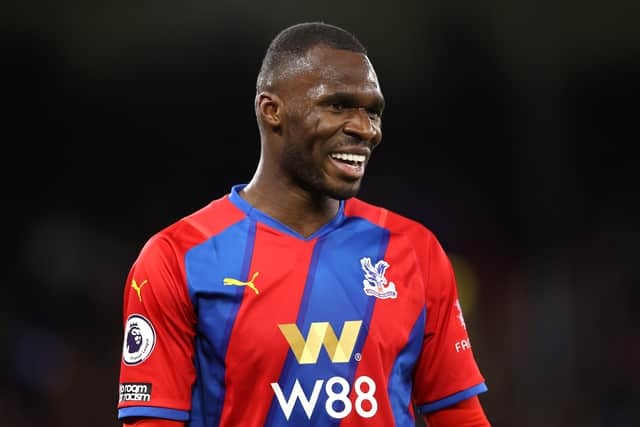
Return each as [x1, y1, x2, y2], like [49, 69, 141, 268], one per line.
[345, 197, 438, 245]
[345, 197, 451, 288]
[138, 193, 247, 260]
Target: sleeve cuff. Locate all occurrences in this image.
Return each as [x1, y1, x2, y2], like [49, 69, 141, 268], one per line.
[118, 406, 190, 421]
[417, 382, 488, 414]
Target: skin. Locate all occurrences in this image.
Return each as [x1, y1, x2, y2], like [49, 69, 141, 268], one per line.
[241, 45, 385, 237]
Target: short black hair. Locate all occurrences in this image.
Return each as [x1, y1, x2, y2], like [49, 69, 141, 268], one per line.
[256, 22, 367, 93]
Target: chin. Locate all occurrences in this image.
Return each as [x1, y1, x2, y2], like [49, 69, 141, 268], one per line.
[324, 180, 362, 200]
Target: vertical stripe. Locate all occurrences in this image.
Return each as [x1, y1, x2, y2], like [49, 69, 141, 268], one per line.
[266, 217, 389, 426]
[218, 225, 316, 426]
[388, 308, 426, 426]
[341, 227, 426, 427]
[264, 236, 327, 427]
[340, 229, 389, 421]
[296, 236, 327, 329]
[185, 218, 256, 427]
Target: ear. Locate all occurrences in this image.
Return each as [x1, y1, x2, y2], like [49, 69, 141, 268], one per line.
[256, 92, 282, 128]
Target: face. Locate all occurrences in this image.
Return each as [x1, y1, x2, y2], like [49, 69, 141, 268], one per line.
[277, 45, 384, 200]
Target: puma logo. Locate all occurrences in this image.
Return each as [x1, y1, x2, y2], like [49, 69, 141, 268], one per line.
[131, 279, 148, 302]
[223, 272, 260, 295]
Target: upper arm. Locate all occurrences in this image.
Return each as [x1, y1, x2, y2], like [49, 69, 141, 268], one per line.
[411, 230, 487, 413]
[118, 235, 197, 422]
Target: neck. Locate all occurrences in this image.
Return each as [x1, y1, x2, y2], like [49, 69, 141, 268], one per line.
[240, 175, 340, 238]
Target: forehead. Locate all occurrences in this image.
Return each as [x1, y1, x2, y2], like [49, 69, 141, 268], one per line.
[286, 45, 382, 98]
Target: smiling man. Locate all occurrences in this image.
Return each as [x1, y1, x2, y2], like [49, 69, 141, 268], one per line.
[117, 22, 491, 427]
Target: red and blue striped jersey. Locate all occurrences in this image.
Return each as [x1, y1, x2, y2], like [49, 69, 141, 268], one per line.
[117, 184, 487, 426]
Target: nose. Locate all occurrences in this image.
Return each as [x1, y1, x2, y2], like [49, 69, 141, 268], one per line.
[343, 108, 380, 144]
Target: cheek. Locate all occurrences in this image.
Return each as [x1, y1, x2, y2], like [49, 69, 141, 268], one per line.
[284, 109, 341, 153]
[314, 113, 343, 134]
[373, 125, 383, 145]
[284, 108, 316, 137]
[295, 114, 330, 148]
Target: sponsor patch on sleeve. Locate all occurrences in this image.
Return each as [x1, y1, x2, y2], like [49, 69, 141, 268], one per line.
[122, 314, 156, 365]
[119, 382, 152, 402]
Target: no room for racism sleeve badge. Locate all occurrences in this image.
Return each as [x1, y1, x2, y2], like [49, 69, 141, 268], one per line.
[122, 314, 156, 365]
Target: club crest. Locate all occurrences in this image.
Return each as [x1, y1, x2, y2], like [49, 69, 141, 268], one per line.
[360, 257, 398, 299]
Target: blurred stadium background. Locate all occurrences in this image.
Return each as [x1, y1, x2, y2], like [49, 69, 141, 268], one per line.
[2, 1, 638, 426]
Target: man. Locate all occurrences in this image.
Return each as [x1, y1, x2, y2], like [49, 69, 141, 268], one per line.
[117, 22, 490, 426]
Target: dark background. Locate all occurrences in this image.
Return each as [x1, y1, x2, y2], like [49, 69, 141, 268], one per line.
[2, 1, 638, 426]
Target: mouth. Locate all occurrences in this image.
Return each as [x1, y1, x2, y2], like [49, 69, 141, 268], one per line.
[330, 152, 366, 166]
[328, 151, 367, 180]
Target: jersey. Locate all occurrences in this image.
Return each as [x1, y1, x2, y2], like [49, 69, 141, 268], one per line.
[117, 184, 487, 426]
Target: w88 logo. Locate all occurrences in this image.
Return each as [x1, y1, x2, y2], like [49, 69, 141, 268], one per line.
[270, 375, 377, 420]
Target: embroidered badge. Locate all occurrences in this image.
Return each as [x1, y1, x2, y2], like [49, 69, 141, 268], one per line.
[360, 257, 398, 299]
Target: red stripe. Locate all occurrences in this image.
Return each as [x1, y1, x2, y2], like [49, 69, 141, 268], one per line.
[344, 198, 383, 224]
[340, 226, 425, 426]
[218, 224, 317, 426]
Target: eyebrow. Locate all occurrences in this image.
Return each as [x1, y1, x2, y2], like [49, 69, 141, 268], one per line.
[321, 92, 385, 113]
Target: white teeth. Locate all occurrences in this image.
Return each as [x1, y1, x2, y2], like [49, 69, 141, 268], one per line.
[331, 153, 366, 163]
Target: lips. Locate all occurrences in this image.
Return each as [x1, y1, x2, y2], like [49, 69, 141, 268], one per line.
[328, 151, 367, 180]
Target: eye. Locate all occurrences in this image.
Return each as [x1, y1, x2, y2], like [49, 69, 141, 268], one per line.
[330, 103, 346, 112]
[368, 110, 382, 120]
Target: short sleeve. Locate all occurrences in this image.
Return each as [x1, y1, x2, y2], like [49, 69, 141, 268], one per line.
[412, 235, 487, 414]
[117, 235, 197, 422]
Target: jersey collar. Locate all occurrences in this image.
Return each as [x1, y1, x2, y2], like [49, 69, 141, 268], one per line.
[228, 184, 346, 241]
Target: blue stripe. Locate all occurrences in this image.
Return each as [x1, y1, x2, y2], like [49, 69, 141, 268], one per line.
[266, 216, 389, 426]
[118, 406, 189, 421]
[417, 382, 488, 414]
[263, 235, 328, 426]
[296, 236, 327, 329]
[185, 218, 256, 427]
[388, 307, 426, 426]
